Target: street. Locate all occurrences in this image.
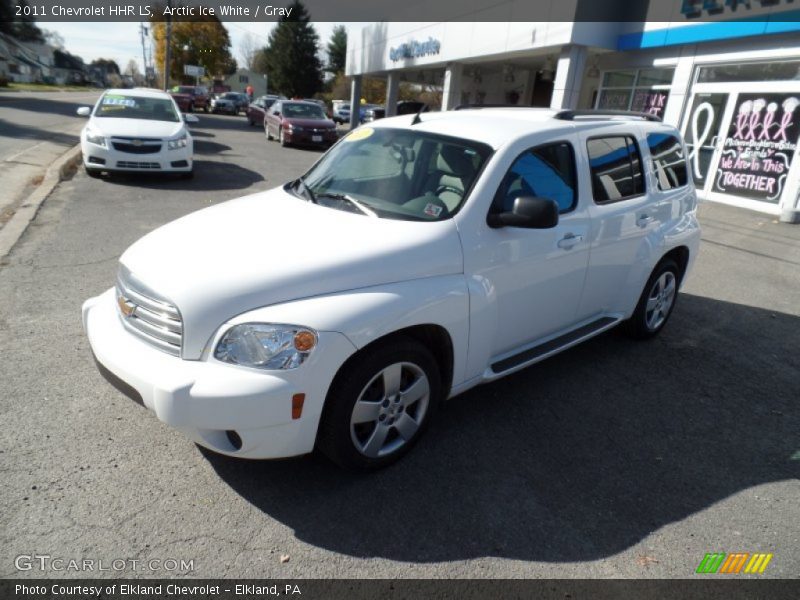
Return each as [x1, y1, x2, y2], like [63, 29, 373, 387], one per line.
[0, 94, 798, 579]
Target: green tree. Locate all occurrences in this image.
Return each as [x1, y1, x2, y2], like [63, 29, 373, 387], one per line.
[260, 1, 322, 97]
[0, 0, 44, 41]
[326, 25, 347, 75]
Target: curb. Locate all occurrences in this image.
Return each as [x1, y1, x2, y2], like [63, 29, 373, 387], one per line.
[0, 144, 82, 261]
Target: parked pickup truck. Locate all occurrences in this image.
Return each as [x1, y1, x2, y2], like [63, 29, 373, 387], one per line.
[83, 108, 700, 470]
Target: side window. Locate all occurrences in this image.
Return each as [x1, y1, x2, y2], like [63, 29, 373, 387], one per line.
[493, 142, 577, 214]
[587, 135, 645, 203]
[647, 133, 688, 191]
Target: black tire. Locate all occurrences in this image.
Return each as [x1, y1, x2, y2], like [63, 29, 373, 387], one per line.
[317, 337, 442, 470]
[622, 258, 681, 340]
[84, 166, 102, 178]
[202, 105, 208, 113]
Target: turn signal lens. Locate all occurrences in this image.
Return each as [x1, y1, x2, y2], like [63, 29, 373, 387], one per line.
[292, 393, 305, 419]
[293, 330, 316, 352]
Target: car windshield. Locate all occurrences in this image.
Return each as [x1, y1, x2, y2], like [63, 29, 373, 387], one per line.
[95, 94, 180, 122]
[295, 127, 492, 221]
[222, 93, 238, 100]
[173, 86, 193, 94]
[283, 103, 326, 119]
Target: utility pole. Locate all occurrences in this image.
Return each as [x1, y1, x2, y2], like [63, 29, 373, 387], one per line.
[139, 23, 148, 86]
[163, 0, 171, 90]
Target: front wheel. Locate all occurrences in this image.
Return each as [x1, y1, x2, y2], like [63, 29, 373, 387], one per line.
[317, 338, 441, 470]
[623, 258, 680, 339]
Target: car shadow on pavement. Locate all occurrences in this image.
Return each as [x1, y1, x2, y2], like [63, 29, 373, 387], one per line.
[0, 96, 94, 118]
[101, 160, 263, 191]
[193, 140, 232, 155]
[203, 293, 798, 562]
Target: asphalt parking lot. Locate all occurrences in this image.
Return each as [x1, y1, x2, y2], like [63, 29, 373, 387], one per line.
[0, 108, 798, 579]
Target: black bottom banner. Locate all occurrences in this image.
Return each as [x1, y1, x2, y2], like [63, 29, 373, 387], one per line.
[2, 579, 799, 600]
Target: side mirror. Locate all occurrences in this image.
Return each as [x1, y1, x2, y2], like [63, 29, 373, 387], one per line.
[184, 113, 199, 123]
[77, 106, 91, 117]
[487, 196, 559, 229]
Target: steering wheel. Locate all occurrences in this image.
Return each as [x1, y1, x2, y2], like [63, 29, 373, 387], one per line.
[435, 184, 464, 198]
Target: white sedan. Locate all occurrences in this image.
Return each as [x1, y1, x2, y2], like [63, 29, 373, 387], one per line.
[77, 88, 198, 178]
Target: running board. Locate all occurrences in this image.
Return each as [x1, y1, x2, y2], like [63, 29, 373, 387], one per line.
[487, 316, 620, 378]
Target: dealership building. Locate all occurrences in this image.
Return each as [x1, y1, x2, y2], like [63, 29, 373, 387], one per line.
[345, 7, 800, 222]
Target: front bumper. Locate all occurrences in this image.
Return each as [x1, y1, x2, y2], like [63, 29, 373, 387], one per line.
[82, 139, 193, 173]
[82, 288, 356, 459]
[284, 129, 338, 146]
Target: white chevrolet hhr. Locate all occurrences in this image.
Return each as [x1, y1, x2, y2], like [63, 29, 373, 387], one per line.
[83, 108, 701, 469]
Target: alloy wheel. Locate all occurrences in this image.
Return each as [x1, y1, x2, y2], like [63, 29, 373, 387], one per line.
[349, 362, 430, 458]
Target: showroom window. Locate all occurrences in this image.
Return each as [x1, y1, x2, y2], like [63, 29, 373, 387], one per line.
[596, 68, 674, 120]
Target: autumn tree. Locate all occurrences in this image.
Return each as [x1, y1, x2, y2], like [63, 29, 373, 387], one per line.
[259, 1, 322, 97]
[151, 16, 236, 84]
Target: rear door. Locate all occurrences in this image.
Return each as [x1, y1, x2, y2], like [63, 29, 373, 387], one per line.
[575, 127, 657, 319]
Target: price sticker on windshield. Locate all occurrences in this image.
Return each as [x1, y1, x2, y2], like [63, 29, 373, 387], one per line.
[344, 127, 374, 142]
[102, 95, 136, 107]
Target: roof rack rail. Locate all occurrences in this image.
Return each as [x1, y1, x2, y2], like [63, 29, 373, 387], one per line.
[554, 109, 662, 122]
[453, 103, 526, 110]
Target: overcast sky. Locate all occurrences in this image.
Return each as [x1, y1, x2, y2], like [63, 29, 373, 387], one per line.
[42, 21, 351, 74]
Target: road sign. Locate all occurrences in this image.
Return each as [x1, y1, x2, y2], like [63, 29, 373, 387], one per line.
[183, 65, 205, 77]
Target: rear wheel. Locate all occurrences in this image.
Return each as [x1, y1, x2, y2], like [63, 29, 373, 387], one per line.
[623, 258, 680, 339]
[317, 338, 441, 470]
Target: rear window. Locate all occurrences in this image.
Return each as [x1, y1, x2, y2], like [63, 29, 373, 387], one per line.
[647, 133, 688, 191]
[587, 135, 645, 202]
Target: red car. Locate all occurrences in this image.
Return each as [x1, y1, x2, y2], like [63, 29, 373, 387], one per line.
[246, 95, 279, 127]
[169, 85, 209, 113]
[264, 100, 338, 148]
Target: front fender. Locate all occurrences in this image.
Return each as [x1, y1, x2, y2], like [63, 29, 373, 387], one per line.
[207, 275, 471, 389]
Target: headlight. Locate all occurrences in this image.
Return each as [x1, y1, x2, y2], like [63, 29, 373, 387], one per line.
[85, 129, 106, 147]
[288, 124, 302, 132]
[214, 323, 317, 370]
[168, 134, 187, 150]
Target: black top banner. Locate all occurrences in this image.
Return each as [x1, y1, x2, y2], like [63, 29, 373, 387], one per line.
[11, 0, 800, 22]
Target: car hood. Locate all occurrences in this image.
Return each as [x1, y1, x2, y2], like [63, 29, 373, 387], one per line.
[285, 118, 335, 128]
[119, 187, 464, 358]
[88, 117, 184, 139]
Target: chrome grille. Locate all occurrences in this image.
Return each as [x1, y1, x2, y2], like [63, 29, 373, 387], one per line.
[112, 142, 162, 154]
[116, 268, 182, 356]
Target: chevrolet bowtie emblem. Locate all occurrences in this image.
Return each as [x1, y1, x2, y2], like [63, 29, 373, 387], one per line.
[132, 139, 143, 146]
[117, 294, 136, 318]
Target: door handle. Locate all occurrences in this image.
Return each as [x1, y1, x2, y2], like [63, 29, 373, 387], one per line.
[557, 233, 583, 249]
[637, 214, 655, 227]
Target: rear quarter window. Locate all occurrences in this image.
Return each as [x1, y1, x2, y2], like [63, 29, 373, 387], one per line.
[587, 135, 646, 203]
[647, 132, 688, 191]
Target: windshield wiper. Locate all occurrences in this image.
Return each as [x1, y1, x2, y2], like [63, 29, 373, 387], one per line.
[315, 192, 378, 217]
[292, 177, 316, 203]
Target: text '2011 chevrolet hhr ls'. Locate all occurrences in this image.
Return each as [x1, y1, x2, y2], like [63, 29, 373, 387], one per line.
[83, 108, 701, 470]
